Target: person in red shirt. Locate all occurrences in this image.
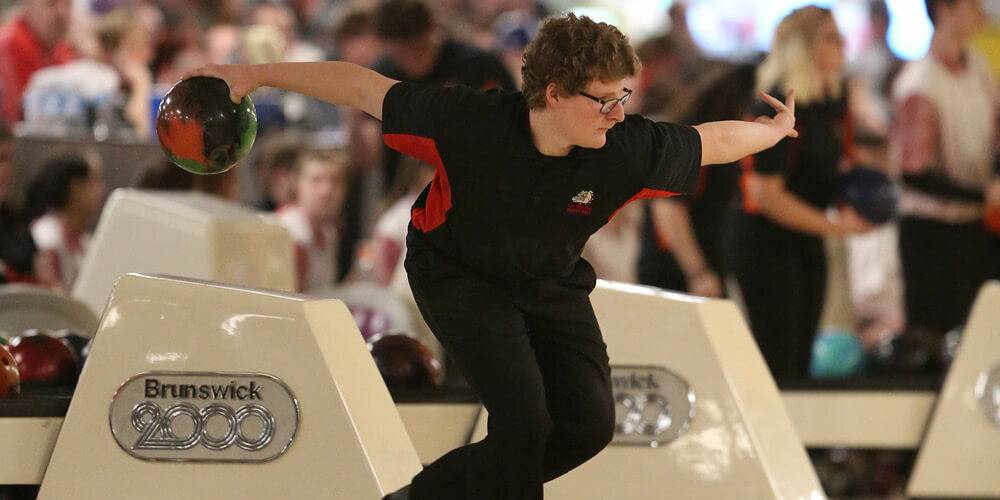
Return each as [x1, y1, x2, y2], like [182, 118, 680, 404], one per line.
[0, 0, 75, 124]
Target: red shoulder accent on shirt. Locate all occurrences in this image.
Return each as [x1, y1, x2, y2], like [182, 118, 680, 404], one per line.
[383, 133, 451, 232]
[739, 155, 759, 214]
[608, 188, 678, 223]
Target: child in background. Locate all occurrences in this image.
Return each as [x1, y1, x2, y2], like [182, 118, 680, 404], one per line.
[276, 151, 349, 292]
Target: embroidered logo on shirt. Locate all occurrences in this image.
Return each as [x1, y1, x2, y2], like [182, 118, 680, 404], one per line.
[567, 190, 595, 215]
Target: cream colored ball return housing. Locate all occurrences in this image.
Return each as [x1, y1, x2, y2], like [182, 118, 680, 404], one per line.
[33, 276, 822, 500]
[40, 274, 420, 499]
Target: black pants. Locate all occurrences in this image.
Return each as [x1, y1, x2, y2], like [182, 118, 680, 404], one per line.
[403, 245, 614, 500]
[730, 214, 827, 381]
[898, 217, 989, 334]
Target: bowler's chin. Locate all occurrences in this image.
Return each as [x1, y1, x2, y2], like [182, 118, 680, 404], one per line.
[587, 132, 608, 149]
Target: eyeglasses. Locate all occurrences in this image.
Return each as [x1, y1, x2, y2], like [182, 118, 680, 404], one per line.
[579, 88, 633, 114]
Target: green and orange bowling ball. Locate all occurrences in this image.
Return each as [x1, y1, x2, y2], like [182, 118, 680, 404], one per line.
[156, 76, 257, 175]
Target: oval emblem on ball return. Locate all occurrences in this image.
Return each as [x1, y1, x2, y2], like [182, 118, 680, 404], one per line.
[110, 372, 299, 462]
[611, 366, 695, 447]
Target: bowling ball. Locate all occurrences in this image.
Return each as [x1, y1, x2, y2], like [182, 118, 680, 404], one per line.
[838, 166, 899, 225]
[810, 330, 865, 379]
[867, 328, 941, 376]
[0, 344, 20, 398]
[7, 331, 78, 385]
[155, 76, 257, 175]
[53, 329, 92, 375]
[368, 333, 442, 391]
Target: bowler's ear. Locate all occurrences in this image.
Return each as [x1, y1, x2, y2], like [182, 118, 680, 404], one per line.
[545, 82, 563, 107]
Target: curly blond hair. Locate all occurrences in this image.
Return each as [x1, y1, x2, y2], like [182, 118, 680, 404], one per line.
[521, 14, 641, 109]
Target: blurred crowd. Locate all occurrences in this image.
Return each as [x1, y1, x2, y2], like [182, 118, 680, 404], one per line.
[0, 0, 997, 383]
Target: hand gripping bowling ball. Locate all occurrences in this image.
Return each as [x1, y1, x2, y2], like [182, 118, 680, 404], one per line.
[155, 76, 257, 175]
[838, 166, 899, 225]
[7, 331, 78, 385]
[0, 344, 19, 398]
[368, 333, 443, 391]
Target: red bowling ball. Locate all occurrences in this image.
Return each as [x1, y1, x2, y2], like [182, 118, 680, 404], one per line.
[7, 331, 78, 385]
[368, 334, 443, 391]
[0, 344, 19, 398]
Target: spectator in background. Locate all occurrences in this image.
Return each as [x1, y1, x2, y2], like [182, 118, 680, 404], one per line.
[276, 151, 349, 292]
[0, 121, 37, 283]
[252, 133, 307, 211]
[0, 0, 75, 124]
[150, 10, 210, 89]
[368, 156, 435, 286]
[134, 157, 195, 191]
[582, 203, 642, 283]
[729, 6, 871, 381]
[27, 154, 105, 292]
[247, 1, 337, 132]
[369, 0, 516, 185]
[337, 10, 384, 174]
[333, 9, 383, 69]
[134, 157, 238, 201]
[492, 7, 539, 89]
[850, 0, 904, 137]
[22, 8, 154, 139]
[372, 0, 515, 90]
[891, 0, 999, 336]
[638, 64, 756, 297]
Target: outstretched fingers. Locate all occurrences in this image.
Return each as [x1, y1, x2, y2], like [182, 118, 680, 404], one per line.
[758, 90, 790, 115]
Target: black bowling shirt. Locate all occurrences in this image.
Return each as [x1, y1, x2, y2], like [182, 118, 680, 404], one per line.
[741, 89, 849, 212]
[381, 82, 702, 286]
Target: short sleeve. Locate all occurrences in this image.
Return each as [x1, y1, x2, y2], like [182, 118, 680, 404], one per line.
[381, 82, 498, 161]
[640, 119, 703, 195]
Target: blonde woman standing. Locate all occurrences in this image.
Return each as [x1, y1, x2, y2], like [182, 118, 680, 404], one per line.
[730, 6, 871, 381]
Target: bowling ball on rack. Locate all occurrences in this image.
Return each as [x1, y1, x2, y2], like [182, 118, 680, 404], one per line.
[810, 330, 865, 379]
[155, 76, 257, 175]
[867, 328, 940, 376]
[838, 166, 899, 225]
[53, 329, 93, 375]
[7, 330, 78, 385]
[368, 333, 442, 391]
[0, 344, 20, 398]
